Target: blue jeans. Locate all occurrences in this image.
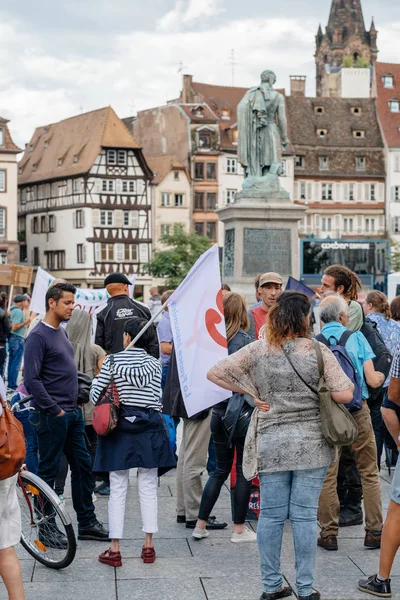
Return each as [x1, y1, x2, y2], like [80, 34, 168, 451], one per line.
[7, 336, 24, 389]
[11, 395, 39, 474]
[258, 466, 328, 597]
[30, 408, 96, 529]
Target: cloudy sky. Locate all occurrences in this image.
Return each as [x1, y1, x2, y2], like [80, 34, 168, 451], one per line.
[1, 0, 400, 148]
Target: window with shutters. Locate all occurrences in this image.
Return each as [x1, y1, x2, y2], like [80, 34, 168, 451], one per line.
[395, 186, 400, 202]
[321, 184, 333, 200]
[195, 192, 204, 210]
[102, 179, 115, 192]
[40, 216, 47, 233]
[0, 170, 6, 192]
[125, 244, 138, 261]
[194, 163, 204, 179]
[226, 189, 236, 204]
[321, 217, 332, 232]
[174, 194, 184, 207]
[123, 211, 130, 226]
[343, 218, 354, 233]
[115, 244, 124, 262]
[161, 193, 171, 207]
[349, 183, 355, 201]
[370, 184, 376, 201]
[49, 215, 56, 232]
[129, 181, 135, 193]
[32, 217, 39, 234]
[73, 179, 79, 193]
[97, 243, 114, 261]
[0, 209, 5, 237]
[75, 210, 84, 228]
[300, 183, 306, 200]
[117, 151, 127, 165]
[107, 150, 116, 165]
[206, 193, 216, 210]
[100, 210, 113, 226]
[161, 224, 171, 236]
[194, 222, 204, 236]
[122, 181, 128, 193]
[77, 244, 85, 264]
[45, 250, 65, 270]
[139, 244, 148, 263]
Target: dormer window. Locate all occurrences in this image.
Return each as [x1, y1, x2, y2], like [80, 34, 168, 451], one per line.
[314, 106, 325, 114]
[44, 141, 49, 149]
[58, 158, 63, 167]
[353, 130, 365, 138]
[319, 156, 329, 170]
[107, 150, 116, 165]
[356, 156, 366, 171]
[317, 129, 328, 138]
[198, 130, 211, 149]
[32, 164, 37, 172]
[192, 106, 204, 118]
[295, 156, 304, 168]
[0, 128, 4, 147]
[351, 106, 362, 115]
[221, 107, 230, 120]
[383, 75, 394, 88]
[174, 171, 179, 181]
[389, 100, 400, 113]
[18, 167, 22, 175]
[29, 144, 33, 152]
[73, 155, 78, 164]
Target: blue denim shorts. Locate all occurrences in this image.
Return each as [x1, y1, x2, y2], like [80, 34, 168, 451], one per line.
[390, 457, 400, 505]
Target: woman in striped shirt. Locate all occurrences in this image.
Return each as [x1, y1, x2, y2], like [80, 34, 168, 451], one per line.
[91, 318, 176, 568]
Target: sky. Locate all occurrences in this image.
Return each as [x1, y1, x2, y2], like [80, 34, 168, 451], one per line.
[1, 0, 400, 148]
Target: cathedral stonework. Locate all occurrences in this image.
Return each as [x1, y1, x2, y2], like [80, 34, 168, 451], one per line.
[315, 0, 378, 97]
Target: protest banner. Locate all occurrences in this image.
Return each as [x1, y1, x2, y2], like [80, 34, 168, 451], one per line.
[167, 244, 231, 417]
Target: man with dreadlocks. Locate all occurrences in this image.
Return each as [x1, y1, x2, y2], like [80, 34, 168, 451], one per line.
[321, 265, 364, 332]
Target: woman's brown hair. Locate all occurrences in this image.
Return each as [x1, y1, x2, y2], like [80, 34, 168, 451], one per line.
[266, 291, 311, 347]
[366, 291, 391, 321]
[223, 292, 249, 342]
[391, 296, 400, 322]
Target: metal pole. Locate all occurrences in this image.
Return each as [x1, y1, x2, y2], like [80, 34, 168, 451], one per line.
[125, 299, 170, 351]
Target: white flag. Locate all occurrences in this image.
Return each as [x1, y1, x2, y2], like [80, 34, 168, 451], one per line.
[30, 267, 136, 315]
[168, 244, 231, 417]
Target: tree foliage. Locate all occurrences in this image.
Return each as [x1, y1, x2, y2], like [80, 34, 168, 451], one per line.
[391, 239, 400, 273]
[144, 230, 211, 288]
[342, 55, 370, 69]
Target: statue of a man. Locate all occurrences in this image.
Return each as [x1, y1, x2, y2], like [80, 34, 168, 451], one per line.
[238, 70, 289, 179]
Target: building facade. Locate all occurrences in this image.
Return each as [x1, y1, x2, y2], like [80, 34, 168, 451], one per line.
[375, 63, 400, 243]
[18, 107, 154, 297]
[146, 155, 191, 250]
[0, 117, 21, 265]
[287, 96, 386, 244]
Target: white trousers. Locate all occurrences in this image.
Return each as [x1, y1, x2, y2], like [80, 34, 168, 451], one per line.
[108, 468, 158, 539]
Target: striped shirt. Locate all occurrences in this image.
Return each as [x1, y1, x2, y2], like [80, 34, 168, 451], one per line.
[90, 348, 162, 411]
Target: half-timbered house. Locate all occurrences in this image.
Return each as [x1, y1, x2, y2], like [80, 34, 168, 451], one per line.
[18, 107, 153, 297]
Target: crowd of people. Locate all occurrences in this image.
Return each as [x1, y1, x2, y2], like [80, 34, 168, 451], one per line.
[1, 265, 400, 600]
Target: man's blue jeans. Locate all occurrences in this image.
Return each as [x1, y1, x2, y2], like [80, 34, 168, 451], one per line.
[7, 336, 25, 389]
[30, 408, 96, 529]
[258, 466, 328, 598]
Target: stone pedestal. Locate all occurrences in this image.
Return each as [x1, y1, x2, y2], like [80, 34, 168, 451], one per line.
[217, 196, 307, 302]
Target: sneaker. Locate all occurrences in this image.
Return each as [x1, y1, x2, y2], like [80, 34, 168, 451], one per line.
[99, 548, 122, 567]
[97, 484, 110, 496]
[78, 521, 110, 541]
[317, 535, 338, 551]
[58, 494, 66, 509]
[364, 531, 382, 549]
[231, 526, 257, 543]
[358, 575, 391, 598]
[38, 525, 68, 550]
[186, 516, 227, 530]
[260, 588, 293, 600]
[192, 526, 210, 540]
[141, 546, 156, 563]
[299, 591, 320, 600]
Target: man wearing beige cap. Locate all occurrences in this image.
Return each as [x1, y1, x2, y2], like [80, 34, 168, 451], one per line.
[248, 272, 283, 340]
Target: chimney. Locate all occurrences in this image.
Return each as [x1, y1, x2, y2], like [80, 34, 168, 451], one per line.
[290, 76, 307, 97]
[182, 74, 193, 103]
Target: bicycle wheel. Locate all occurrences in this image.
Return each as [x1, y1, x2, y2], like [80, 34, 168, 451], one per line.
[16, 470, 77, 569]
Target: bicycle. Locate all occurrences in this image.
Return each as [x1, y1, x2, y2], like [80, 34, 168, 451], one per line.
[11, 393, 77, 569]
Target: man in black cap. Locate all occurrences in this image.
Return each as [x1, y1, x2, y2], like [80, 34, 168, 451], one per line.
[95, 273, 159, 357]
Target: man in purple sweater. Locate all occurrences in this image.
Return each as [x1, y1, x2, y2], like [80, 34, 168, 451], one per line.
[24, 283, 109, 547]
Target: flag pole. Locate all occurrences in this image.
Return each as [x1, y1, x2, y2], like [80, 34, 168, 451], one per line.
[125, 300, 170, 351]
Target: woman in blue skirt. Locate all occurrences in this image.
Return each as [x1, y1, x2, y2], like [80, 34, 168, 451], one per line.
[91, 318, 176, 568]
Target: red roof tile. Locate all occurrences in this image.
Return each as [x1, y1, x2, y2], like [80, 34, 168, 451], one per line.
[376, 62, 400, 148]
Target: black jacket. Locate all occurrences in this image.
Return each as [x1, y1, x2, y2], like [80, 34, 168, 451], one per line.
[0, 308, 11, 344]
[95, 294, 160, 357]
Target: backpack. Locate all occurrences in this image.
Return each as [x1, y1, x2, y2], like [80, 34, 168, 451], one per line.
[316, 331, 363, 412]
[360, 318, 392, 401]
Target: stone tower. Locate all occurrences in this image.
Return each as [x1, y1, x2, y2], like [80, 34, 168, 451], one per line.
[315, 0, 378, 97]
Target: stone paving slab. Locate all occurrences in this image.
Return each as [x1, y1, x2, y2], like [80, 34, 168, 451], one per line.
[117, 577, 207, 600]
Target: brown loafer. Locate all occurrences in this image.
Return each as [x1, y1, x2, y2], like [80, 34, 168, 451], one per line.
[141, 546, 156, 563]
[98, 548, 122, 567]
[364, 530, 381, 549]
[317, 535, 338, 551]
